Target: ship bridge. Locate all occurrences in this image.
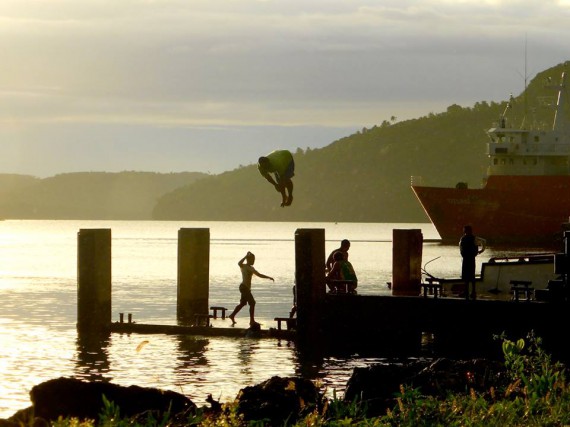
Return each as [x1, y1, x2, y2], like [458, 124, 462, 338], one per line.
[485, 66, 570, 176]
[486, 127, 570, 176]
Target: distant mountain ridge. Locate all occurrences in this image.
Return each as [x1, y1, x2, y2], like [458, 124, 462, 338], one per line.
[0, 171, 206, 219]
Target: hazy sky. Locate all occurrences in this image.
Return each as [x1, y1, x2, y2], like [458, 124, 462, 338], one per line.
[1, 0, 569, 177]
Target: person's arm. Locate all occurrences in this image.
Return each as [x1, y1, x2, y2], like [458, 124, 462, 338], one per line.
[258, 165, 278, 186]
[326, 262, 340, 283]
[325, 252, 335, 272]
[238, 253, 249, 267]
[476, 237, 486, 254]
[264, 173, 278, 186]
[253, 269, 274, 281]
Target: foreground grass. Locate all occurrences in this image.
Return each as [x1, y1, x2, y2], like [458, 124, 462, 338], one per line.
[50, 334, 570, 426]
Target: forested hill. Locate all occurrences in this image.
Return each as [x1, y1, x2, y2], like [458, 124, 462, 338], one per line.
[0, 171, 206, 219]
[151, 105, 496, 223]
[152, 63, 568, 223]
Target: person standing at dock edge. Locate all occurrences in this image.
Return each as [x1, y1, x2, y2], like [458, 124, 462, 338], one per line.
[459, 225, 486, 300]
[229, 251, 274, 328]
[258, 150, 295, 207]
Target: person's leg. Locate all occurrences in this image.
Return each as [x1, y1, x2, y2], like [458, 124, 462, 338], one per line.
[290, 285, 296, 317]
[248, 300, 256, 325]
[289, 305, 296, 318]
[284, 179, 293, 205]
[228, 302, 244, 324]
[464, 258, 475, 300]
[244, 291, 257, 325]
[279, 188, 287, 206]
[282, 160, 294, 206]
[274, 181, 287, 206]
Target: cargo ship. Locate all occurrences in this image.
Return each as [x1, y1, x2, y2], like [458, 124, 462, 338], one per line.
[412, 66, 570, 246]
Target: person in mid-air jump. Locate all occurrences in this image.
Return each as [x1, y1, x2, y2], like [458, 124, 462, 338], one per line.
[258, 150, 295, 207]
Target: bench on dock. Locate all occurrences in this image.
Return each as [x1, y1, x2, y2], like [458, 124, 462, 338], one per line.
[210, 306, 227, 319]
[327, 280, 357, 294]
[194, 313, 212, 327]
[510, 280, 534, 302]
[421, 281, 443, 298]
[274, 317, 296, 331]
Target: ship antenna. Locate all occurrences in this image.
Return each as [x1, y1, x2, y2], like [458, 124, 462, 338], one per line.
[552, 70, 567, 132]
[514, 39, 530, 129]
[500, 94, 514, 128]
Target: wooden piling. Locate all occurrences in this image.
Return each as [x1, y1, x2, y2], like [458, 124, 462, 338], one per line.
[294, 228, 325, 341]
[392, 229, 423, 296]
[177, 228, 210, 323]
[77, 228, 112, 332]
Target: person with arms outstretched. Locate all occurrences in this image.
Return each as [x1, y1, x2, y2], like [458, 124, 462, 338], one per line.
[228, 251, 274, 327]
[258, 150, 295, 207]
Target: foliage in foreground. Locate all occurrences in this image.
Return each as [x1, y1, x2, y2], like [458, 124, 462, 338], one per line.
[49, 333, 570, 426]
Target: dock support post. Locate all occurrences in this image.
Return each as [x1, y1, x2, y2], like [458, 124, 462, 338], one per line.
[177, 228, 210, 324]
[562, 230, 570, 301]
[77, 229, 112, 333]
[295, 228, 325, 342]
[392, 229, 423, 296]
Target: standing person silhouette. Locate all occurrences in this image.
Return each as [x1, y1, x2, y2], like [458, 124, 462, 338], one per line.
[228, 251, 274, 327]
[459, 225, 486, 300]
[257, 150, 295, 207]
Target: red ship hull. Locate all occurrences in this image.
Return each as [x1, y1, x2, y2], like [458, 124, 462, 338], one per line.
[412, 175, 570, 245]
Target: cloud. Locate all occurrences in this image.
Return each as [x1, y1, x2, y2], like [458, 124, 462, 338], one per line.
[0, 0, 568, 175]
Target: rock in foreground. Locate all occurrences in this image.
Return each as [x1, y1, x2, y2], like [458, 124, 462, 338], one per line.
[10, 377, 195, 424]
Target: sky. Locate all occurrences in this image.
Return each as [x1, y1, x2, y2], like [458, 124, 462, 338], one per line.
[0, 0, 569, 177]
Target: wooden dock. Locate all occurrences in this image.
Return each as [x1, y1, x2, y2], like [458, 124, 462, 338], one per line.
[109, 321, 296, 340]
[76, 227, 570, 359]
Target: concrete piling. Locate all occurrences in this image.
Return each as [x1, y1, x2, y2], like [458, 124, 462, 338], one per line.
[392, 229, 423, 296]
[177, 228, 210, 323]
[294, 228, 326, 341]
[77, 228, 112, 332]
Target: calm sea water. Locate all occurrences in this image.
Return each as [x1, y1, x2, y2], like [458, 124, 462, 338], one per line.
[0, 220, 535, 418]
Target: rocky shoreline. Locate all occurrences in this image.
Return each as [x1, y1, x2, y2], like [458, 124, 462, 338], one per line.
[0, 358, 509, 426]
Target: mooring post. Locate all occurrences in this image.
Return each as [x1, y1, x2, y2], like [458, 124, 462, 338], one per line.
[563, 230, 570, 301]
[295, 228, 326, 341]
[77, 228, 112, 333]
[392, 229, 423, 296]
[177, 228, 210, 324]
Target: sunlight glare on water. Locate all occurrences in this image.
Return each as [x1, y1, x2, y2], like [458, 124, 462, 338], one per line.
[0, 219, 505, 418]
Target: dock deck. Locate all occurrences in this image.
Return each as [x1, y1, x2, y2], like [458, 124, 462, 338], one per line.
[110, 321, 296, 340]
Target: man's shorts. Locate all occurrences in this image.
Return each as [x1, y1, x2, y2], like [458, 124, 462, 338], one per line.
[239, 283, 256, 305]
[277, 159, 295, 181]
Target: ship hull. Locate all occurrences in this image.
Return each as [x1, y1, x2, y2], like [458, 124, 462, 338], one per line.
[412, 175, 570, 245]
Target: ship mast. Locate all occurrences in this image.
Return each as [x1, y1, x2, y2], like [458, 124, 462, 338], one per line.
[514, 36, 531, 130]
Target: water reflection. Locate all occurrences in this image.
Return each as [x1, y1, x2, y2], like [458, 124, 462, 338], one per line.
[176, 335, 210, 373]
[293, 343, 325, 383]
[237, 339, 256, 380]
[75, 331, 111, 381]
